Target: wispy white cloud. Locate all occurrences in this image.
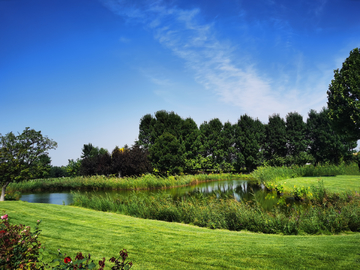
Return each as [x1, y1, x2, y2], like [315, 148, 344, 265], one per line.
[311, 0, 328, 17]
[100, 0, 330, 121]
[119, 36, 131, 43]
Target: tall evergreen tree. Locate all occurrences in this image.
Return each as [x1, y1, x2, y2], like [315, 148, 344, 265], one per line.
[234, 114, 265, 172]
[307, 108, 357, 165]
[200, 118, 224, 168]
[285, 112, 307, 157]
[149, 132, 185, 174]
[264, 114, 287, 162]
[181, 117, 202, 161]
[220, 122, 236, 170]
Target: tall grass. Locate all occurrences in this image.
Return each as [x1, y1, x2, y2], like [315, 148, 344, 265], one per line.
[72, 183, 360, 235]
[7, 173, 253, 193]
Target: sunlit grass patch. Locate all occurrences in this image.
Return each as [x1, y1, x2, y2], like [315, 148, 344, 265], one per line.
[1, 201, 360, 269]
[277, 175, 360, 193]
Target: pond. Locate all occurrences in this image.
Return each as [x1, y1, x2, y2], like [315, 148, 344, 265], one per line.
[20, 179, 270, 206]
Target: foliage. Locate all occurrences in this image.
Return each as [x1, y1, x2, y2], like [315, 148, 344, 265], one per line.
[51, 249, 132, 270]
[111, 145, 152, 177]
[285, 112, 308, 161]
[307, 108, 357, 165]
[149, 132, 185, 174]
[0, 127, 57, 201]
[199, 118, 224, 168]
[0, 214, 43, 269]
[66, 159, 81, 177]
[0, 213, 133, 270]
[49, 166, 68, 178]
[327, 47, 360, 141]
[264, 114, 287, 161]
[234, 114, 265, 172]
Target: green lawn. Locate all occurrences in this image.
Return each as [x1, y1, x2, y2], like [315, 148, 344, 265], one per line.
[1, 201, 360, 269]
[276, 175, 360, 193]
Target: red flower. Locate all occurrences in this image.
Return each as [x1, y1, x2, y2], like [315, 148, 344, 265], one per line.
[0, 230, 5, 234]
[64, 257, 72, 264]
[98, 258, 105, 267]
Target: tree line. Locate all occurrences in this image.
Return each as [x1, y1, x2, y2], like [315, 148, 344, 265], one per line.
[50, 107, 357, 177]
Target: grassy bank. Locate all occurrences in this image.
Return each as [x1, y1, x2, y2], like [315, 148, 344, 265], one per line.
[251, 162, 360, 184]
[7, 173, 253, 193]
[1, 201, 360, 269]
[275, 175, 360, 194]
[71, 182, 360, 235]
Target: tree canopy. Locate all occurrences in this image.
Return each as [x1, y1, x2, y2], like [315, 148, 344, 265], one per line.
[0, 127, 57, 201]
[327, 48, 360, 141]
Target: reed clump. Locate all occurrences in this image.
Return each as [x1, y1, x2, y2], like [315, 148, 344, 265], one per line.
[7, 173, 252, 193]
[72, 181, 360, 235]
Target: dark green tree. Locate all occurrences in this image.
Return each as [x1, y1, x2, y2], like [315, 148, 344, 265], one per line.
[81, 143, 99, 159]
[95, 151, 112, 176]
[285, 112, 308, 157]
[50, 166, 67, 178]
[234, 114, 265, 172]
[307, 108, 357, 165]
[264, 114, 287, 164]
[32, 154, 52, 179]
[218, 122, 236, 172]
[199, 118, 223, 170]
[0, 127, 57, 201]
[66, 158, 81, 177]
[137, 111, 202, 174]
[327, 48, 360, 141]
[111, 146, 152, 177]
[137, 114, 155, 149]
[149, 132, 185, 174]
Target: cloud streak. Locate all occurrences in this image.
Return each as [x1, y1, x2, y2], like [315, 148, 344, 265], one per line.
[100, 0, 330, 121]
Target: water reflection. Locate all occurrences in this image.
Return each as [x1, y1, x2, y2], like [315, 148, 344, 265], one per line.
[20, 179, 266, 205]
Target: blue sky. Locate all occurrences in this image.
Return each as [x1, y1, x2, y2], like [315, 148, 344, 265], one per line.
[1, 0, 359, 166]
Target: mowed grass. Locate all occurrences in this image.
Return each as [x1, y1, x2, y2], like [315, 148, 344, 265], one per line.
[1, 201, 360, 269]
[276, 175, 360, 193]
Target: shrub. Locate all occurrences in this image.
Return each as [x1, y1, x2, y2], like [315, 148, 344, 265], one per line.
[51, 249, 133, 270]
[0, 213, 133, 270]
[0, 213, 43, 270]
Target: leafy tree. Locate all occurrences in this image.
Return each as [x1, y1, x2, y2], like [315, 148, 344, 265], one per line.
[81, 143, 99, 159]
[0, 127, 57, 201]
[234, 114, 265, 172]
[137, 114, 154, 149]
[327, 48, 360, 141]
[137, 111, 201, 174]
[199, 118, 224, 169]
[32, 154, 52, 179]
[80, 156, 97, 176]
[66, 158, 81, 177]
[111, 146, 152, 177]
[219, 122, 236, 171]
[49, 166, 67, 178]
[149, 132, 185, 174]
[264, 114, 287, 162]
[307, 108, 357, 165]
[181, 117, 202, 162]
[95, 151, 112, 176]
[285, 112, 308, 158]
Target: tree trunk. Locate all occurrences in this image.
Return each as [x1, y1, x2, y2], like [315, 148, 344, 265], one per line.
[0, 181, 10, 202]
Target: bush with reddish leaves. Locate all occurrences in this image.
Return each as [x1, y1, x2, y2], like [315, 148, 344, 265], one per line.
[0, 213, 43, 269]
[51, 249, 133, 270]
[0, 213, 133, 270]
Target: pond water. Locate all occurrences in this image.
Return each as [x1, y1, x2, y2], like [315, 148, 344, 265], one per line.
[20, 179, 268, 205]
